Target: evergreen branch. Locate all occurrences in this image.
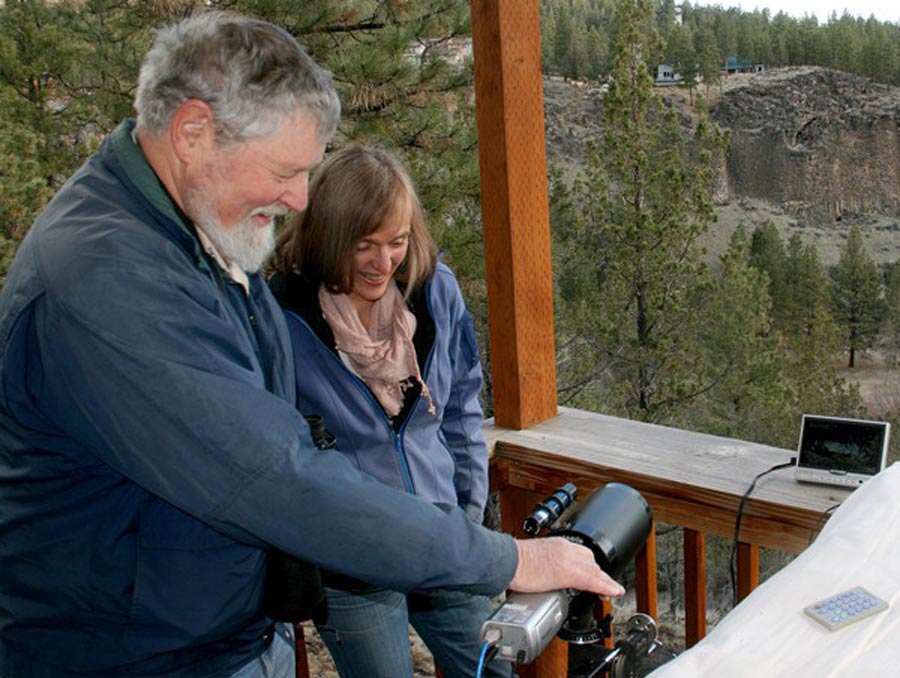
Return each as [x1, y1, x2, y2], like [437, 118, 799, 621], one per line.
[653, 364, 734, 412]
[317, 22, 386, 34]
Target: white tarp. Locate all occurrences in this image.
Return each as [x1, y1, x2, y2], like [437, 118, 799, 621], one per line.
[648, 462, 900, 678]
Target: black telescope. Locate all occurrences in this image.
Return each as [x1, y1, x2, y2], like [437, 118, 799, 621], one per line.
[555, 482, 651, 578]
[554, 483, 652, 644]
[482, 482, 674, 676]
[482, 482, 654, 665]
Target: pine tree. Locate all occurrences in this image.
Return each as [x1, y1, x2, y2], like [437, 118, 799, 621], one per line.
[558, 0, 729, 422]
[553, 6, 578, 79]
[697, 227, 862, 447]
[691, 225, 787, 443]
[540, 0, 900, 86]
[584, 26, 608, 80]
[548, 143, 610, 408]
[882, 263, 900, 368]
[830, 225, 886, 367]
[829, 12, 864, 73]
[258, 0, 480, 225]
[784, 303, 864, 433]
[694, 25, 721, 95]
[779, 234, 861, 433]
[541, 5, 559, 72]
[0, 0, 151, 283]
[782, 233, 832, 337]
[748, 222, 788, 324]
[666, 24, 698, 101]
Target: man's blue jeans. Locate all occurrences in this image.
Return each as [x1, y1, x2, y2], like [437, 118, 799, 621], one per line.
[228, 623, 295, 678]
[316, 586, 512, 678]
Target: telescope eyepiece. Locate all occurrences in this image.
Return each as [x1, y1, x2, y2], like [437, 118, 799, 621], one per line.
[522, 482, 578, 536]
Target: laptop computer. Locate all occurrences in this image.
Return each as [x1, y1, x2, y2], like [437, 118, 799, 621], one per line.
[794, 414, 890, 488]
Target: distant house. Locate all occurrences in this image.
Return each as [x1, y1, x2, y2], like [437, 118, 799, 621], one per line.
[655, 63, 681, 85]
[723, 56, 766, 75]
[654, 63, 702, 87]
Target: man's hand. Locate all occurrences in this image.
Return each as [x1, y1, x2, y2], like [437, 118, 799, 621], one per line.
[509, 537, 625, 597]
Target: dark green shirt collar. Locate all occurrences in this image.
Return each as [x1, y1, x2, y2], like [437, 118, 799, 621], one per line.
[108, 118, 211, 271]
[109, 119, 195, 232]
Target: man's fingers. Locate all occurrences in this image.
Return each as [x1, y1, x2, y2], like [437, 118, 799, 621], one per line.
[510, 537, 625, 597]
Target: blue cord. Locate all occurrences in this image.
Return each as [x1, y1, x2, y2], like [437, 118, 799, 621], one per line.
[475, 639, 491, 678]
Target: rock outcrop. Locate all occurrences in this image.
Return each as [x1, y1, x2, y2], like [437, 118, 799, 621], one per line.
[541, 67, 900, 264]
[711, 66, 900, 223]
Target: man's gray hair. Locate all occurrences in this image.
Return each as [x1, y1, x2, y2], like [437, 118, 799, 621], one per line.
[135, 12, 340, 144]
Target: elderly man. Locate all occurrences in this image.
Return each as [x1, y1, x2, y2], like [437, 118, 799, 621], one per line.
[0, 12, 622, 678]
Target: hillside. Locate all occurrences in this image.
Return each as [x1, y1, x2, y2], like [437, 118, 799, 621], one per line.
[542, 67, 900, 267]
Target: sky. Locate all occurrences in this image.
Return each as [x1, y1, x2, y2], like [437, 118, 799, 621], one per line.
[689, 0, 899, 23]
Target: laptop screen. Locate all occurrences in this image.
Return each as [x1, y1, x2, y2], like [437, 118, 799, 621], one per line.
[795, 415, 890, 487]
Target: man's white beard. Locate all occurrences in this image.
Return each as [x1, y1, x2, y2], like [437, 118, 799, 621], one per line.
[187, 191, 285, 274]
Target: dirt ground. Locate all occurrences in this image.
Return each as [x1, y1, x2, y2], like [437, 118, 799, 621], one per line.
[836, 353, 900, 416]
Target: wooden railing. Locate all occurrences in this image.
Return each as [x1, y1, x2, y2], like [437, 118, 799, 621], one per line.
[486, 407, 853, 678]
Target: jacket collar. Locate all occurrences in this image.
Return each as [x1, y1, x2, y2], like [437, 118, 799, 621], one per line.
[108, 120, 248, 289]
[109, 120, 192, 237]
[268, 271, 336, 347]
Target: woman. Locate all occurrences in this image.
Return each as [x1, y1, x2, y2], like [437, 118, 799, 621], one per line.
[268, 144, 510, 678]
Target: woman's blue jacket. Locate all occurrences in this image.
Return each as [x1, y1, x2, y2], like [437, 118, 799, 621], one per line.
[274, 264, 490, 523]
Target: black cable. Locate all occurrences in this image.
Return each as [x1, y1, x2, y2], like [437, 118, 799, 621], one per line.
[729, 459, 796, 609]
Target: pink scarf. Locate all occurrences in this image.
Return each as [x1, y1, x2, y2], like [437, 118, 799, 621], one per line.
[318, 282, 435, 418]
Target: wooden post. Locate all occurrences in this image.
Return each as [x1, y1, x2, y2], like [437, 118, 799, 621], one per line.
[683, 529, 707, 647]
[599, 597, 615, 650]
[635, 521, 658, 620]
[470, 0, 558, 429]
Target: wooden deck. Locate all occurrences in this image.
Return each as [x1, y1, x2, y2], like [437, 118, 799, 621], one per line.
[486, 407, 853, 676]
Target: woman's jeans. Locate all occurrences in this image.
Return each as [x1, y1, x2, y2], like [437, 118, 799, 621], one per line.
[228, 623, 295, 678]
[317, 586, 512, 678]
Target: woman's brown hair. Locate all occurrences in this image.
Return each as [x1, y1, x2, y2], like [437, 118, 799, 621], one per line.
[271, 144, 437, 295]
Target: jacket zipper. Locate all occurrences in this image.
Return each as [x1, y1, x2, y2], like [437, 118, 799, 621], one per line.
[288, 310, 423, 495]
[391, 287, 438, 495]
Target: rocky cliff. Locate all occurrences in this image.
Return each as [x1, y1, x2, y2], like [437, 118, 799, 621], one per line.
[542, 67, 900, 265]
[712, 66, 900, 224]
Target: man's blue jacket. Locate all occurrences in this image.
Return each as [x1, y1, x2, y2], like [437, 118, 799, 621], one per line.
[0, 121, 516, 677]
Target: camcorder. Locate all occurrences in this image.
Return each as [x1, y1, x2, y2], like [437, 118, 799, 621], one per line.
[480, 483, 678, 678]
